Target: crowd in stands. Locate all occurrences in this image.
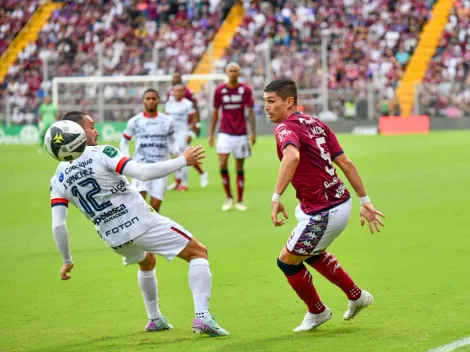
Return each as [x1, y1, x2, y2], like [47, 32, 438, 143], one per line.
[0, 0, 41, 56]
[1, 0, 469, 124]
[217, 0, 435, 118]
[1, 0, 222, 124]
[420, 0, 470, 117]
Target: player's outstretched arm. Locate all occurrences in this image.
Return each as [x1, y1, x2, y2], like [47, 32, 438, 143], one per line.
[51, 206, 74, 280]
[122, 146, 205, 181]
[271, 145, 300, 226]
[333, 153, 385, 233]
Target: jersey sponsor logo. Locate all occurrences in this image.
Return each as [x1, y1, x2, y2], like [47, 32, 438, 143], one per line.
[52, 132, 64, 144]
[65, 159, 93, 174]
[306, 126, 326, 139]
[110, 180, 127, 194]
[324, 176, 339, 189]
[103, 146, 118, 158]
[221, 88, 228, 93]
[276, 128, 292, 143]
[223, 104, 242, 109]
[141, 142, 168, 148]
[335, 183, 346, 198]
[104, 216, 139, 237]
[238, 86, 245, 94]
[59, 172, 64, 182]
[92, 204, 129, 225]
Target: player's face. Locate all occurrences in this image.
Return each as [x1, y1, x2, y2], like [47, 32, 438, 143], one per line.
[263, 92, 293, 123]
[225, 65, 240, 83]
[173, 86, 184, 100]
[143, 92, 159, 112]
[81, 115, 99, 146]
[172, 73, 182, 85]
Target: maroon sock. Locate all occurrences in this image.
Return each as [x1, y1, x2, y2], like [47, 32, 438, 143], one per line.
[194, 164, 204, 175]
[236, 171, 244, 203]
[220, 169, 233, 198]
[307, 252, 362, 300]
[285, 265, 325, 314]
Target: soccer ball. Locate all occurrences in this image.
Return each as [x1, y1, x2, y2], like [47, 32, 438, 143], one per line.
[44, 120, 87, 161]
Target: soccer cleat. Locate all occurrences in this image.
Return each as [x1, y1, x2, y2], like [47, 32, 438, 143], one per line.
[192, 316, 230, 337]
[200, 172, 209, 188]
[166, 182, 177, 191]
[221, 198, 234, 211]
[293, 306, 332, 332]
[235, 202, 248, 211]
[176, 185, 189, 192]
[145, 316, 173, 332]
[343, 290, 374, 321]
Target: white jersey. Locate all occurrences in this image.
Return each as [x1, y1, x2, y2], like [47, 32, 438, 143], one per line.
[122, 112, 176, 163]
[50, 145, 161, 247]
[165, 97, 195, 134]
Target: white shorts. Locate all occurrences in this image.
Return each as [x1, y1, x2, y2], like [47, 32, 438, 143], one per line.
[112, 217, 193, 265]
[132, 177, 168, 201]
[286, 198, 352, 256]
[216, 133, 251, 159]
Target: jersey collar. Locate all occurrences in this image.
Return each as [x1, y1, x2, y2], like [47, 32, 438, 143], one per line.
[143, 111, 158, 118]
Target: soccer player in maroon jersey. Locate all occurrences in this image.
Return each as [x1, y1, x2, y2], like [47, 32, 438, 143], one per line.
[264, 78, 385, 332]
[208, 63, 256, 211]
[166, 71, 208, 187]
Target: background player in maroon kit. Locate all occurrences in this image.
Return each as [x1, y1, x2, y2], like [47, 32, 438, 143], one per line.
[167, 71, 208, 185]
[208, 63, 256, 211]
[264, 79, 385, 332]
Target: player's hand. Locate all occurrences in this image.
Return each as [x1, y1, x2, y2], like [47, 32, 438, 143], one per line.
[60, 263, 74, 280]
[208, 135, 214, 147]
[250, 131, 256, 146]
[360, 203, 385, 234]
[271, 201, 289, 227]
[182, 145, 205, 166]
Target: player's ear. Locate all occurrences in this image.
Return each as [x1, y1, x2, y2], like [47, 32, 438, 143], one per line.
[287, 96, 295, 108]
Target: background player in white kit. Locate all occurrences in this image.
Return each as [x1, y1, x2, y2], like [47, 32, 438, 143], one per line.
[264, 79, 385, 332]
[120, 89, 177, 213]
[50, 111, 229, 337]
[165, 84, 209, 191]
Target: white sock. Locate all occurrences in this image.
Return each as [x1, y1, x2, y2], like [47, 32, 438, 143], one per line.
[189, 258, 211, 321]
[181, 167, 189, 187]
[138, 268, 162, 321]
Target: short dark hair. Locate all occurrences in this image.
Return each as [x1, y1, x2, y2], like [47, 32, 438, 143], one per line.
[61, 111, 87, 124]
[264, 79, 297, 105]
[143, 88, 159, 98]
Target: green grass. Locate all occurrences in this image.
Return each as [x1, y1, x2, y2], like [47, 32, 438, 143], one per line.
[1, 131, 470, 352]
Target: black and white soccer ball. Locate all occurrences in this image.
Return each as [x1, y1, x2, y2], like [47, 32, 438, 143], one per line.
[44, 120, 87, 161]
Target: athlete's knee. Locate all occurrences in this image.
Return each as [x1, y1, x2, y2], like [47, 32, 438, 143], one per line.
[277, 258, 304, 276]
[304, 252, 325, 265]
[139, 252, 156, 271]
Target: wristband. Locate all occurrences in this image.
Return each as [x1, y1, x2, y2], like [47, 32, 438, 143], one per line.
[272, 193, 281, 202]
[359, 195, 371, 205]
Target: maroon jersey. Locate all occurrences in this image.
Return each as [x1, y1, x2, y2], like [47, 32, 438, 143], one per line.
[213, 83, 254, 136]
[275, 112, 350, 215]
[166, 86, 196, 103]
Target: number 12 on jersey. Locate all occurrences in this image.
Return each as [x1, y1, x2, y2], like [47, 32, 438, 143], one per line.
[71, 178, 112, 218]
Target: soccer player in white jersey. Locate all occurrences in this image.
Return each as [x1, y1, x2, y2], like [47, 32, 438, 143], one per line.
[50, 111, 230, 336]
[120, 89, 177, 213]
[165, 84, 209, 191]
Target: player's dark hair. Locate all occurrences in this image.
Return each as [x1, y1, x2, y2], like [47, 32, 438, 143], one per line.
[264, 79, 297, 105]
[61, 111, 87, 124]
[143, 88, 159, 98]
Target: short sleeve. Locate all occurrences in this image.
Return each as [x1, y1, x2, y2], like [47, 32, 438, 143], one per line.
[122, 117, 135, 140]
[244, 85, 254, 108]
[213, 87, 221, 108]
[324, 123, 344, 159]
[275, 123, 300, 151]
[50, 174, 69, 208]
[100, 145, 131, 175]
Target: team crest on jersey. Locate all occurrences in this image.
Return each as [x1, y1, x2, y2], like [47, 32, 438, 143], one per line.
[221, 88, 228, 94]
[53, 132, 64, 144]
[238, 86, 245, 94]
[103, 146, 118, 158]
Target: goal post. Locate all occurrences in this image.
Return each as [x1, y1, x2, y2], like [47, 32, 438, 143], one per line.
[51, 73, 227, 123]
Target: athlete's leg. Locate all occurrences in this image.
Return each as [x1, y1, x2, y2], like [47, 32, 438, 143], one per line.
[149, 197, 162, 212]
[234, 158, 246, 210]
[177, 238, 229, 336]
[218, 153, 233, 211]
[137, 253, 171, 331]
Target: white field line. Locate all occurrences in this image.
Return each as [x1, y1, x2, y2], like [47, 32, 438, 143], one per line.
[428, 336, 470, 352]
